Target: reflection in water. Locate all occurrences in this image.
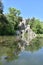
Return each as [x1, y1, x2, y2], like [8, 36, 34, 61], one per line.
[0, 36, 43, 65]
[26, 37, 43, 52]
[0, 39, 21, 62]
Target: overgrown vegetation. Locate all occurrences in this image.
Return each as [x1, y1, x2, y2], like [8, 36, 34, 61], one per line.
[26, 17, 43, 34]
[0, 0, 22, 35]
[0, 0, 43, 35]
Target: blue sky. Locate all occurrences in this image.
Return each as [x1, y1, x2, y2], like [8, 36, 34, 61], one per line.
[3, 0, 43, 20]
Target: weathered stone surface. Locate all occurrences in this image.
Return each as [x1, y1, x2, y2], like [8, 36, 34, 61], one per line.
[16, 19, 37, 45]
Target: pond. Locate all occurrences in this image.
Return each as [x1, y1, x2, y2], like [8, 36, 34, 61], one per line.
[0, 36, 43, 65]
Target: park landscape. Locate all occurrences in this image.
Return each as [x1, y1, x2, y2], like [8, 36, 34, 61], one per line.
[0, 0, 43, 65]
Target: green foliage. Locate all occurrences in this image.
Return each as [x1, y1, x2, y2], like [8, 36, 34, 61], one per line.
[0, 14, 8, 23]
[0, 7, 22, 35]
[0, 0, 43, 35]
[0, 0, 3, 14]
[7, 8, 22, 30]
[0, 22, 14, 35]
[26, 37, 43, 52]
[26, 17, 43, 34]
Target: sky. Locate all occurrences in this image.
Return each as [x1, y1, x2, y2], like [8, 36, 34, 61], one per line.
[2, 0, 43, 20]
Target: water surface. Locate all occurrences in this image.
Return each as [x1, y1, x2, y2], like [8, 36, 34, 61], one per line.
[0, 36, 43, 65]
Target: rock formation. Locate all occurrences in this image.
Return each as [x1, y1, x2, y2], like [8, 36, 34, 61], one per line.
[16, 18, 37, 45]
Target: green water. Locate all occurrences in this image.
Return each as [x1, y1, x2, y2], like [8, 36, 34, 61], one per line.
[0, 36, 43, 65]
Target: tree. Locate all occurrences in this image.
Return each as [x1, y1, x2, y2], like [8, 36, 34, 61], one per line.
[0, 0, 3, 14]
[26, 17, 43, 34]
[7, 8, 22, 30]
[0, 1, 14, 35]
[30, 17, 35, 28]
[0, 0, 8, 24]
[26, 18, 30, 25]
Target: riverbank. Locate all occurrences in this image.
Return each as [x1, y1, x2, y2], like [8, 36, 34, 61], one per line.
[0, 36, 19, 43]
[37, 34, 43, 37]
[0, 34, 43, 45]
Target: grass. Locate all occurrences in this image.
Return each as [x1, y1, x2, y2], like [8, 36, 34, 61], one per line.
[37, 34, 43, 37]
[40, 22, 43, 28]
[0, 36, 20, 45]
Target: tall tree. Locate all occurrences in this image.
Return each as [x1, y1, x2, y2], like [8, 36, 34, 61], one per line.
[7, 8, 22, 30]
[0, 0, 3, 14]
